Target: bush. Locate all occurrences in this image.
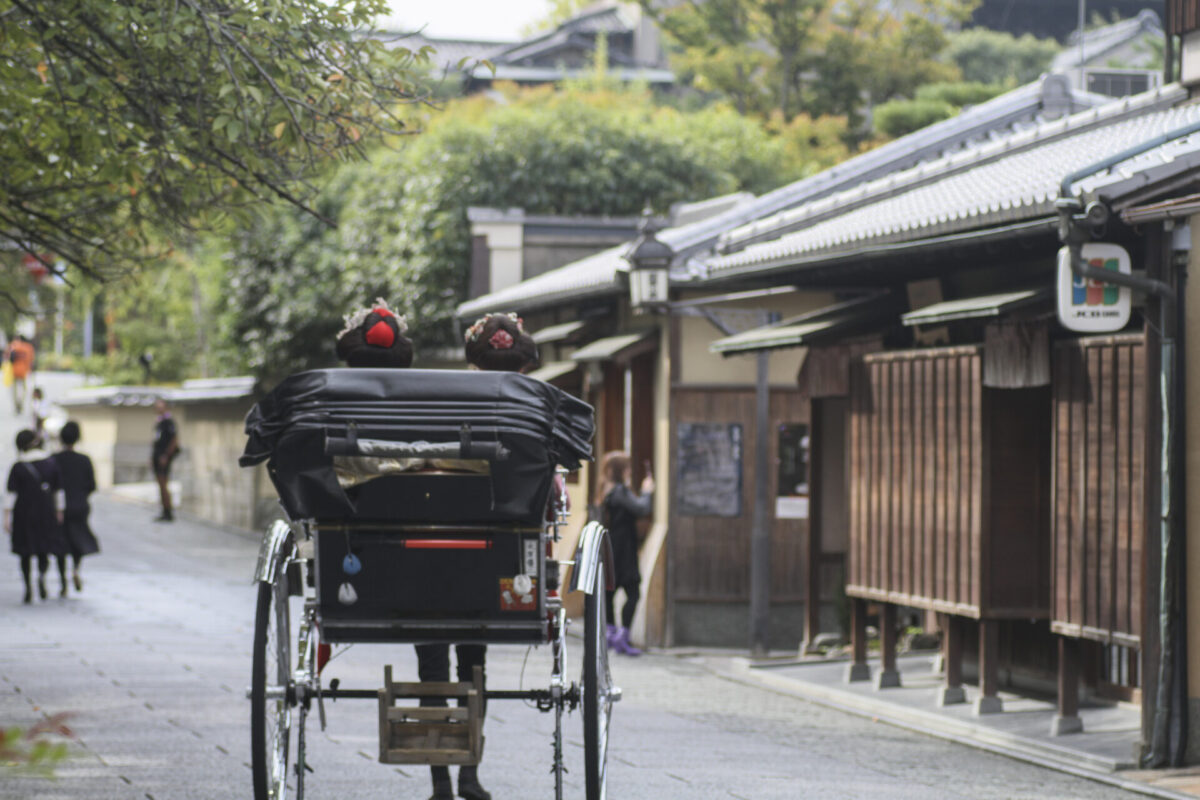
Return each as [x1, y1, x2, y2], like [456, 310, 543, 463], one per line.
[915, 81, 1006, 108]
[944, 29, 1060, 86]
[873, 98, 957, 138]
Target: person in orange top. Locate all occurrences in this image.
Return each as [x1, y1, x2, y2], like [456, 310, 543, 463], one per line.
[5, 335, 35, 414]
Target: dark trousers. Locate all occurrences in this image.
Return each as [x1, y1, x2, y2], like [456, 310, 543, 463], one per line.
[414, 643, 487, 713]
[414, 643, 487, 788]
[605, 581, 640, 629]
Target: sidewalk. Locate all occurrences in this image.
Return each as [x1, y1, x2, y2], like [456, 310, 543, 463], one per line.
[697, 650, 1200, 800]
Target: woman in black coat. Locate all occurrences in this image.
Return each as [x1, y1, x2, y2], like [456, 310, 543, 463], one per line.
[5, 429, 65, 603]
[597, 450, 654, 656]
[54, 421, 99, 591]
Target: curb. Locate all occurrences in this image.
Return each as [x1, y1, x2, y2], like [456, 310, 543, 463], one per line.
[697, 656, 1196, 800]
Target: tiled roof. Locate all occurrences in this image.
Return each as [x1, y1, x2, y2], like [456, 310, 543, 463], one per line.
[457, 76, 1104, 318]
[380, 33, 511, 75]
[705, 86, 1198, 279]
[1052, 10, 1162, 72]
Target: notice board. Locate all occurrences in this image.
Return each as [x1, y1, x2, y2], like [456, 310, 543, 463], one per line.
[676, 423, 743, 517]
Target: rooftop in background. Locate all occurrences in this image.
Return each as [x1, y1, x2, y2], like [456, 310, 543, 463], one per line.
[457, 73, 1115, 318]
[970, 0, 1163, 41]
[379, 2, 670, 89]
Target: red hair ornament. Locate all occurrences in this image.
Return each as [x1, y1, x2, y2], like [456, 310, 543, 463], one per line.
[489, 329, 514, 350]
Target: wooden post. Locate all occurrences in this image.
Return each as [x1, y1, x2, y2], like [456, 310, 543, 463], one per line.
[1052, 637, 1084, 735]
[876, 603, 901, 689]
[803, 399, 823, 655]
[939, 615, 965, 705]
[750, 350, 771, 657]
[975, 619, 1003, 714]
[846, 597, 870, 682]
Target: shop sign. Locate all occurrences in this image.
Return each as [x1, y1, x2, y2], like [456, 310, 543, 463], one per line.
[1056, 244, 1131, 333]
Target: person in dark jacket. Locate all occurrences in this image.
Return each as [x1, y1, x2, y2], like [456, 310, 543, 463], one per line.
[54, 421, 99, 592]
[151, 397, 179, 522]
[597, 450, 654, 656]
[5, 429, 65, 603]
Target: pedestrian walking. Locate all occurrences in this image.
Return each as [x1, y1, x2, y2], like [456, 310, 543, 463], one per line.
[5, 429, 66, 603]
[5, 334, 35, 414]
[151, 397, 179, 522]
[53, 421, 99, 592]
[596, 450, 654, 656]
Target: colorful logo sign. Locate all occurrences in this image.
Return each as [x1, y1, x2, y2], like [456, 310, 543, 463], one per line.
[1056, 244, 1131, 333]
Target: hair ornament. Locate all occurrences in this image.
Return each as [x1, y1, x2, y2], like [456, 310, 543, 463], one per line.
[489, 329, 514, 350]
[338, 298, 407, 341]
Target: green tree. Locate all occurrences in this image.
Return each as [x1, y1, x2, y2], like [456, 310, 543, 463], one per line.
[0, 0, 428, 290]
[642, 0, 823, 120]
[644, 0, 974, 129]
[223, 86, 818, 380]
[943, 28, 1060, 85]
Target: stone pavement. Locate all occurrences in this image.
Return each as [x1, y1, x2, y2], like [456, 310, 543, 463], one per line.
[714, 652, 1200, 800]
[0, 492, 1174, 799]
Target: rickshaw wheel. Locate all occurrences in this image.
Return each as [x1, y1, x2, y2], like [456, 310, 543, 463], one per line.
[251, 554, 293, 800]
[582, 561, 612, 800]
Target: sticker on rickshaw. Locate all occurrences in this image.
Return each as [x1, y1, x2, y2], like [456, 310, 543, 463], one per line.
[499, 577, 537, 611]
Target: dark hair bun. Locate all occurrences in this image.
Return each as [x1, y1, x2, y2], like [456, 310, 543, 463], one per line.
[336, 302, 414, 368]
[463, 313, 538, 372]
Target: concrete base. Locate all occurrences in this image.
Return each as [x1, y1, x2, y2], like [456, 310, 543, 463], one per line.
[845, 662, 871, 683]
[1051, 714, 1083, 736]
[876, 669, 901, 689]
[974, 695, 1004, 715]
[938, 686, 966, 706]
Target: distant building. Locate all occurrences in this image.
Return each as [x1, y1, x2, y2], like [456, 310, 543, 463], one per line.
[1051, 9, 1165, 96]
[971, 0, 1164, 41]
[382, 2, 673, 91]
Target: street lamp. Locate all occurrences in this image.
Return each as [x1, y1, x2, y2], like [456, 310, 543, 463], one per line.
[624, 209, 673, 313]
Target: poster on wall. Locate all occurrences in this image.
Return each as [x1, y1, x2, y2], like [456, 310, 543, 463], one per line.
[776, 423, 810, 519]
[676, 423, 743, 517]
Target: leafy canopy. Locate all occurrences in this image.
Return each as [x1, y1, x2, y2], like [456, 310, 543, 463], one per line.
[0, 0, 428, 288]
[224, 84, 835, 381]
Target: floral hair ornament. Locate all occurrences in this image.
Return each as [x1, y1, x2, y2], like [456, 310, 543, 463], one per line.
[338, 299, 407, 348]
[464, 312, 525, 344]
[489, 329, 514, 350]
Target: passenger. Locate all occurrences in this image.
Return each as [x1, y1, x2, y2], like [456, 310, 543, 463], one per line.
[413, 312, 540, 800]
[331, 301, 420, 488]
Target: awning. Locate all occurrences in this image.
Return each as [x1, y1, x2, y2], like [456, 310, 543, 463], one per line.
[570, 330, 656, 363]
[531, 320, 587, 345]
[901, 288, 1051, 326]
[527, 361, 578, 383]
[710, 294, 895, 356]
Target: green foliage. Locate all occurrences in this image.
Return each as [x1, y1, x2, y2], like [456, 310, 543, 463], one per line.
[944, 28, 1060, 85]
[914, 81, 1005, 107]
[646, 0, 975, 133]
[0, 0, 428, 291]
[1, 714, 74, 775]
[224, 86, 818, 380]
[872, 97, 957, 138]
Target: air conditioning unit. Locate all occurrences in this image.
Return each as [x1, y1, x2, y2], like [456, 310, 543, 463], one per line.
[1081, 68, 1161, 98]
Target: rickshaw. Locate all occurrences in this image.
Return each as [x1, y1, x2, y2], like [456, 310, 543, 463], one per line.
[240, 368, 616, 800]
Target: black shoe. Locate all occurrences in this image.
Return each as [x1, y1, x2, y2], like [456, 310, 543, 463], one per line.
[154, 512, 174, 522]
[428, 784, 454, 800]
[458, 768, 491, 800]
[73, 573, 82, 592]
[60, 583, 68, 598]
[22, 588, 31, 604]
[37, 578, 47, 600]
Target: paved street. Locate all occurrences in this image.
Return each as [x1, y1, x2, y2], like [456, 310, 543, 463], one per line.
[0, 493, 1151, 800]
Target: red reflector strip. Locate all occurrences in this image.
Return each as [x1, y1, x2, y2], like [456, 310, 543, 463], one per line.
[402, 538, 492, 550]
